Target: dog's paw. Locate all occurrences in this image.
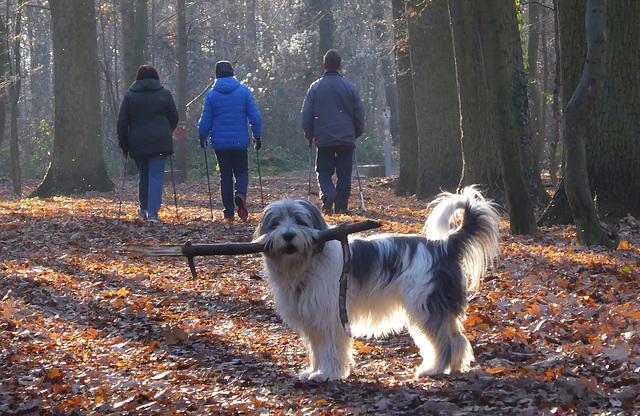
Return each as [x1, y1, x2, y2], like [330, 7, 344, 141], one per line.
[298, 368, 314, 380]
[308, 371, 333, 382]
[416, 365, 449, 378]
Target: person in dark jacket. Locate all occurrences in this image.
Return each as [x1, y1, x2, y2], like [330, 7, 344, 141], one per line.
[198, 60, 263, 221]
[117, 65, 179, 223]
[301, 50, 365, 215]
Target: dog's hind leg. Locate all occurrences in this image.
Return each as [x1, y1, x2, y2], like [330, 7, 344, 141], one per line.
[409, 308, 457, 377]
[449, 317, 474, 372]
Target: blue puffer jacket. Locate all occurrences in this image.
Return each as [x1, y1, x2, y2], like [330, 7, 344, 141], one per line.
[198, 77, 263, 149]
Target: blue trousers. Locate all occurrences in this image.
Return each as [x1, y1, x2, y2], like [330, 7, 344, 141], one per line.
[316, 147, 353, 212]
[134, 155, 167, 218]
[215, 149, 248, 219]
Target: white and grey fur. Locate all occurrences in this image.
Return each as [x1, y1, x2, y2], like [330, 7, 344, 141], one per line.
[253, 188, 500, 381]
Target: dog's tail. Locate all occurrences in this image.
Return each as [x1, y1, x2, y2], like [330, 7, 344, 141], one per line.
[423, 186, 500, 292]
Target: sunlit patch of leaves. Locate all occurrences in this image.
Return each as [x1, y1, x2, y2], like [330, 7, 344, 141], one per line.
[1, 174, 639, 415]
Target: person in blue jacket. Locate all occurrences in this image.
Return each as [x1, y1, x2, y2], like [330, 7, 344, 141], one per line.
[118, 65, 179, 224]
[301, 50, 364, 215]
[198, 61, 263, 221]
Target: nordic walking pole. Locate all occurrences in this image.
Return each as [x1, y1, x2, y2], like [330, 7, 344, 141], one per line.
[255, 147, 265, 209]
[169, 155, 179, 220]
[353, 149, 365, 211]
[117, 154, 127, 224]
[203, 144, 214, 220]
[307, 142, 314, 201]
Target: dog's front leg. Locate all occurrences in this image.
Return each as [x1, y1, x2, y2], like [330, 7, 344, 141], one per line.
[297, 325, 352, 381]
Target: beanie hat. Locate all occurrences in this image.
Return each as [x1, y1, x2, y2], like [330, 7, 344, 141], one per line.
[215, 61, 234, 78]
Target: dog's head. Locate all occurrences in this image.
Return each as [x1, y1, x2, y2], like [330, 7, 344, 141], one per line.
[253, 199, 329, 272]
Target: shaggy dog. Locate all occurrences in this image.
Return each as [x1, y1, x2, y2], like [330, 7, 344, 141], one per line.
[253, 188, 500, 381]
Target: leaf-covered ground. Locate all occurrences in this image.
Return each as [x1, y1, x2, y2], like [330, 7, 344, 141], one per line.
[1, 174, 639, 415]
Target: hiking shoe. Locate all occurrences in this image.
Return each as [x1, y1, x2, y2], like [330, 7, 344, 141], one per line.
[138, 207, 147, 221]
[335, 209, 350, 215]
[235, 195, 248, 221]
[147, 215, 163, 224]
[322, 195, 336, 215]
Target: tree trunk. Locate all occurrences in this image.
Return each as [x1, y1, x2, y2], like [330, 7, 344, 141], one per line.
[527, 1, 543, 167]
[0, 16, 7, 149]
[175, 0, 187, 182]
[449, 0, 503, 200]
[9, 0, 23, 197]
[408, 0, 462, 200]
[31, 0, 114, 197]
[477, 0, 537, 234]
[310, 0, 334, 65]
[549, 0, 561, 187]
[373, 0, 399, 146]
[585, 0, 640, 220]
[563, 0, 617, 248]
[392, 0, 418, 196]
[540, 0, 640, 225]
[120, 0, 134, 87]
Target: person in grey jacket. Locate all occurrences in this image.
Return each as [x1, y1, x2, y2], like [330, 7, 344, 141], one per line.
[117, 65, 179, 223]
[301, 50, 365, 215]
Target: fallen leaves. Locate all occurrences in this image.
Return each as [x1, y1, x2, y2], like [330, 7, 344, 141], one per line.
[1, 174, 639, 415]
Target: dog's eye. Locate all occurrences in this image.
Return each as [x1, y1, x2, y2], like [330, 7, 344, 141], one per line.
[271, 220, 280, 228]
[295, 218, 308, 227]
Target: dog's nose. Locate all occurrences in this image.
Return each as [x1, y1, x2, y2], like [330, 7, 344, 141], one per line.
[283, 231, 295, 242]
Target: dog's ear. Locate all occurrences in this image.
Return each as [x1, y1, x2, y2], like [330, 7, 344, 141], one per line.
[253, 204, 274, 240]
[300, 199, 329, 231]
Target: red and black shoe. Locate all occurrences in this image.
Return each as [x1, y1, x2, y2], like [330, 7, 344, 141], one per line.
[235, 195, 248, 221]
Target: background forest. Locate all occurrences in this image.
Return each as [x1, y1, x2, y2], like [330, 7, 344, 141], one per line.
[0, 0, 639, 245]
[1, 1, 640, 414]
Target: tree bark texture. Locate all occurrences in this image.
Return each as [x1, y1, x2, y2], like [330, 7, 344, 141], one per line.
[477, 0, 537, 234]
[448, 0, 502, 200]
[407, 0, 462, 200]
[585, 0, 640, 220]
[31, 0, 114, 197]
[392, 0, 419, 196]
[563, 0, 617, 248]
[541, 0, 640, 224]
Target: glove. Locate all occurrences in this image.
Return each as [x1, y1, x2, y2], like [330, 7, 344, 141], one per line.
[200, 139, 208, 148]
[253, 137, 262, 151]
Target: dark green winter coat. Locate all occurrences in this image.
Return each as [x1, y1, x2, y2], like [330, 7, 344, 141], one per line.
[117, 79, 179, 158]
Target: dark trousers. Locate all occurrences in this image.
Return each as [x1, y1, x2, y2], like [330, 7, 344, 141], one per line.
[215, 149, 248, 219]
[316, 147, 353, 212]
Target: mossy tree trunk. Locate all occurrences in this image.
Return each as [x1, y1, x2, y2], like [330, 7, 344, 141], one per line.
[476, 0, 537, 234]
[448, 0, 503, 200]
[31, 0, 114, 198]
[407, 0, 462, 200]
